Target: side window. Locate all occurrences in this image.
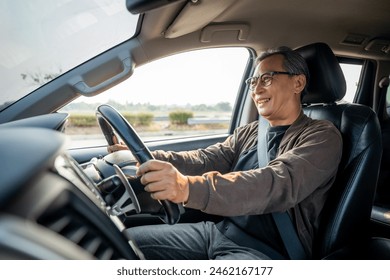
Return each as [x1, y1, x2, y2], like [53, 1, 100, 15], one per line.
[61, 48, 250, 149]
[339, 62, 363, 102]
[386, 84, 390, 116]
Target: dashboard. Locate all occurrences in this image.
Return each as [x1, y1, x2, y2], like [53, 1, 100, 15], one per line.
[0, 116, 142, 259]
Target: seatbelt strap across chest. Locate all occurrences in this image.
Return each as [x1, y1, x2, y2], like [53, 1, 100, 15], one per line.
[257, 117, 308, 259]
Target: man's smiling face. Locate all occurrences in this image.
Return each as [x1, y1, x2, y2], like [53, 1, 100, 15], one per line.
[251, 54, 305, 126]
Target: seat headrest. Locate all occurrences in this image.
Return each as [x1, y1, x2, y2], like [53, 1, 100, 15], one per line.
[296, 42, 346, 104]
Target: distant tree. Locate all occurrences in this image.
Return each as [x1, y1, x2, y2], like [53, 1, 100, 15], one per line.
[192, 104, 210, 111]
[215, 102, 232, 111]
[21, 69, 63, 86]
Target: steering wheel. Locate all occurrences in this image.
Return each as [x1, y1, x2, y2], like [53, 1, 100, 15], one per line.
[96, 104, 181, 225]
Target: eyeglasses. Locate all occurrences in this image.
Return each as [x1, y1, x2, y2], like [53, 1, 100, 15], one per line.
[245, 71, 298, 90]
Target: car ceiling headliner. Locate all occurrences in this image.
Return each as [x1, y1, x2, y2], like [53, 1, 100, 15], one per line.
[132, 0, 390, 62]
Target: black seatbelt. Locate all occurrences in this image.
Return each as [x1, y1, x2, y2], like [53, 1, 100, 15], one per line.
[257, 117, 308, 259]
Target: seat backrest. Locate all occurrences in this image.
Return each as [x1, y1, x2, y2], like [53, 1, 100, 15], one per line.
[296, 43, 382, 258]
[374, 76, 390, 207]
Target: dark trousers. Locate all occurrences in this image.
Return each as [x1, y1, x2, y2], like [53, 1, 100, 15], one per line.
[125, 221, 271, 260]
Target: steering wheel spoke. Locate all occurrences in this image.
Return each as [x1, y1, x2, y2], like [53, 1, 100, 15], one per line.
[106, 164, 141, 216]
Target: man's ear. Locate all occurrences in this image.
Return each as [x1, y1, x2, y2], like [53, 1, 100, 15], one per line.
[294, 74, 306, 94]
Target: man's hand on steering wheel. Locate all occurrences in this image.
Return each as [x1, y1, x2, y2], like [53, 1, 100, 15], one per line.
[107, 142, 128, 153]
[136, 160, 189, 204]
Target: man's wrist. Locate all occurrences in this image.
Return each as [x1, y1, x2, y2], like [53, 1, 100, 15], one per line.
[181, 175, 190, 206]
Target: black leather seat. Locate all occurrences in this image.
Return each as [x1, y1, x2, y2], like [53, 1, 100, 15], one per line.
[375, 76, 390, 207]
[295, 42, 387, 259]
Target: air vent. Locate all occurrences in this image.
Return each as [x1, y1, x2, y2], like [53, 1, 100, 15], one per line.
[38, 205, 123, 260]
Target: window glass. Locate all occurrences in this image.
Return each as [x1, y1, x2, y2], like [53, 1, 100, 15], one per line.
[61, 48, 250, 149]
[0, 0, 139, 111]
[339, 63, 363, 102]
[385, 84, 390, 116]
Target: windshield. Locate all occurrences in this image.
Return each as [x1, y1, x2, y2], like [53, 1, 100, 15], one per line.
[0, 0, 139, 111]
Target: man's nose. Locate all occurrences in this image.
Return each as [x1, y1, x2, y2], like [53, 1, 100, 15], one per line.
[252, 83, 265, 94]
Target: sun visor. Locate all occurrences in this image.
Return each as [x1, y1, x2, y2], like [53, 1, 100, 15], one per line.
[126, 0, 183, 14]
[164, 0, 236, 39]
